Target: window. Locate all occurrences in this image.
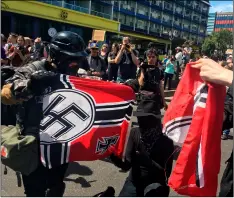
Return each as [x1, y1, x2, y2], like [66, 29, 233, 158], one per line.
[151, 9, 161, 19]
[151, 0, 162, 6]
[119, 13, 126, 24]
[164, 1, 172, 10]
[137, 5, 149, 16]
[126, 16, 134, 26]
[150, 22, 160, 32]
[113, 11, 118, 21]
[175, 6, 183, 14]
[136, 19, 147, 29]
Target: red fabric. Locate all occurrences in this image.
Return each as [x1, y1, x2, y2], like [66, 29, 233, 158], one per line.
[69, 77, 135, 160]
[40, 76, 135, 168]
[163, 63, 226, 196]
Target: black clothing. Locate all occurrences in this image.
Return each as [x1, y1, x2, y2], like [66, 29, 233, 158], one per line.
[111, 125, 174, 197]
[164, 73, 173, 90]
[100, 52, 109, 68]
[118, 50, 137, 81]
[108, 52, 119, 81]
[87, 55, 106, 79]
[219, 151, 233, 197]
[22, 163, 68, 197]
[2, 60, 67, 197]
[219, 84, 233, 197]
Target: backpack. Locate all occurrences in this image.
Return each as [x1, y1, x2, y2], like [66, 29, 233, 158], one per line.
[1, 124, 39, 176]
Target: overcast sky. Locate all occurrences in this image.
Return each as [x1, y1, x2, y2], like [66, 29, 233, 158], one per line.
[209, 1, 233, 13]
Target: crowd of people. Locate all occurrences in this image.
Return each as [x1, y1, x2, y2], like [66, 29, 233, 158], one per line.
[1, 30, 233, 197]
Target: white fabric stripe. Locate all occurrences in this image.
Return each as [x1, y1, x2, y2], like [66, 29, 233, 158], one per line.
[94, 118, 124, 124]
[93, 123, 123, 128]
[66, 75, 75, 89]
[47, 145, 52, 169]
[166, 124, 190, 143]
[40, 145, 46, 167]
[96, 100, 133, 107]
[163, 116, 192, 132]
[198, 102, 206, 108]
[61, 143, 65, 165]
[66, 142, 71, 163]
[197, 140, 205, 187]
[164, 120, 192, 135]
[60, 75, 68, 88]
[125, 114, 131, 120]
[96, 106, 129, 111]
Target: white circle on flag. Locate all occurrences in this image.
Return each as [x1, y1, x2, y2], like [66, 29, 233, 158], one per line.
[48, 28, 57, 37]
[40, 89, 95, 143]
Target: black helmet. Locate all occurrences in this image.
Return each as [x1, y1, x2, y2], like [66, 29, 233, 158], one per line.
[50, 31, 87, 58]
[49, 31, 87, 74]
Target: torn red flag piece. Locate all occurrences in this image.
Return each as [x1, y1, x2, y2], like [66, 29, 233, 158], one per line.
[163, 63, 226, 196]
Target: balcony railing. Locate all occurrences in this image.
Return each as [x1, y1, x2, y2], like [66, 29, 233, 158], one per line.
[91, 10, 111, 19]
[40, 1, 90, 14]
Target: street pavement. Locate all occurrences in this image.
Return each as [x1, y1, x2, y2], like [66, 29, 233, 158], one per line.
[1, 95, 233, 197]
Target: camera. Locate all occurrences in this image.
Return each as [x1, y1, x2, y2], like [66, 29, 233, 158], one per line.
[125, 44, 131, 51]
[140, 63, 155, 69]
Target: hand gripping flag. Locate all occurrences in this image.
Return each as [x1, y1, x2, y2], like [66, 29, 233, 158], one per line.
[39, 75, 135, 169]
[163, 63, 226, 196]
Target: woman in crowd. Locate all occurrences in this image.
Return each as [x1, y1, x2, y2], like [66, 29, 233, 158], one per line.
[8, 35, 28, 67]
[100, 43, 109, 66]
[107, 43, 119, 81]
[164, 56, 175, 90]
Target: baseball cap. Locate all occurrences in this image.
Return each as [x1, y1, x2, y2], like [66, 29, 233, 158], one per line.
[90, 43, 99, 49]
[133, 93, 162, 119]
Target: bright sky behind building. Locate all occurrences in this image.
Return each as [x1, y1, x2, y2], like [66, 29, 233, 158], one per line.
[209, 1, 233, 13]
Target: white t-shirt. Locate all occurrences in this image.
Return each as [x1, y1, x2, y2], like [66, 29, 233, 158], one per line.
[175, 52, 183, 65]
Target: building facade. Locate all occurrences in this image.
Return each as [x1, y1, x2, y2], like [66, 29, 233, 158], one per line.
[207, 13, 216, 35]
[214, 12, 234, 32]
[2, 0, 210, 52]
[40, 0, 210, 44]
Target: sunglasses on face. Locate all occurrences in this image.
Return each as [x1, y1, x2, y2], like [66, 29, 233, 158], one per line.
[91, 48, 98, 51]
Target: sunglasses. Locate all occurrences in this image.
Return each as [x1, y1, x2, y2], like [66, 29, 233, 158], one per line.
[91, 48, 98, 51]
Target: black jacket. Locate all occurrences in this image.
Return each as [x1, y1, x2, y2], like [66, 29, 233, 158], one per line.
[2, 60, 56, 137]
[110, 127, 174, 188]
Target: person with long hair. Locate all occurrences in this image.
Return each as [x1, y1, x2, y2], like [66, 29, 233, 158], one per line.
[107, 43, 119, 81]
[164, 56, 175, 90]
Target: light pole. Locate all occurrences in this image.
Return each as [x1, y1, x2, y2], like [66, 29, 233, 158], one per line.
[168, 30, 177, 55]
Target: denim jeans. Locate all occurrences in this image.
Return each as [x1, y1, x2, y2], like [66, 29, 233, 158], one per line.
[223, 129, 230, 135]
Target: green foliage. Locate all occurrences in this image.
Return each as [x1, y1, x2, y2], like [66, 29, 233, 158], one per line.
[202, 29, 232, 56]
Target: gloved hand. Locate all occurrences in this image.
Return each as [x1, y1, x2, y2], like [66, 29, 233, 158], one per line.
[1, 84, 24, 105]
[29, 70, 58, 94]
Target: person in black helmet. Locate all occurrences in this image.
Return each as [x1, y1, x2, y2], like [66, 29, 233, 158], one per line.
[1, 31, 88, 197]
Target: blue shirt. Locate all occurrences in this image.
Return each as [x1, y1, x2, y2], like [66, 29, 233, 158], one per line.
[165, 60, 175, 74]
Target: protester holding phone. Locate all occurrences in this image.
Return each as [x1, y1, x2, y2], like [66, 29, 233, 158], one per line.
[115, 37, 139, 83]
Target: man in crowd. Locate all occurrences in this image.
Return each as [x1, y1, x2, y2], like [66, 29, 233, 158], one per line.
[175, 47, 183, 80]
[115, 37, 139, 83]
[86, 42, 106, 80]
[1, 31, 88, 197]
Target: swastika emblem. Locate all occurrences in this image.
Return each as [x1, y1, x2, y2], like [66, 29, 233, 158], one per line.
[40, 89, 95, 143]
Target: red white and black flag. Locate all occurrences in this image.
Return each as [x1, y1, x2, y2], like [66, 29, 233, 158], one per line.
[163, 63, 226, 197]
[39, 75, 135, 169]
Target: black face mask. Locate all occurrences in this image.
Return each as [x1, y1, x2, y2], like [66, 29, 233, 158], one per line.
[35, 43, 41, 50]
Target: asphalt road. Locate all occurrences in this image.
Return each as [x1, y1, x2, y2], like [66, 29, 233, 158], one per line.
[1, 97, 233, 197]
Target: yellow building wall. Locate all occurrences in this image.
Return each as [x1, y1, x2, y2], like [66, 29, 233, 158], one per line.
[1, 0, 120, 32]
